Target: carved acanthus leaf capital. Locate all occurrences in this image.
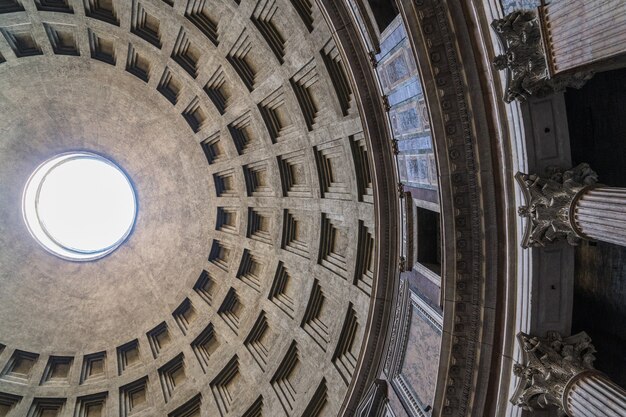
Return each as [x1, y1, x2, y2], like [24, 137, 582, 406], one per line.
[516, 163, 598, 248]
[491, 10, 593, 103]
[511, 331, 597, 414]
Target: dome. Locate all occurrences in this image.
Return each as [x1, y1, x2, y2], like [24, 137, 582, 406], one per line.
[0, 1, 392, 416]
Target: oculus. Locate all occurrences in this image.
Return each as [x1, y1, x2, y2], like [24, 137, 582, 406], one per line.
[22, 152, 137, 261]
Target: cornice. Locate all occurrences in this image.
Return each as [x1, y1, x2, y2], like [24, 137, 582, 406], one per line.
[397, 0, 502, 416]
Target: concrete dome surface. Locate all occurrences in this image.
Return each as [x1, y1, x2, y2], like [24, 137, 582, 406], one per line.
[0, 1, 381, 416]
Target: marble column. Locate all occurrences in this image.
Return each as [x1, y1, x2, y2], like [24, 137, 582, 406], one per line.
[515, 163, 626, 248]
[565, 372, 626, 417]
[572, 187, 626, 246]
[540, 1, 626, 76]
[511, 331, 626, 417]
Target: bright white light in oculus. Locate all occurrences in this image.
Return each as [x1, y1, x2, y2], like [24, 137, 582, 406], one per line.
[22, 152, 137, 261]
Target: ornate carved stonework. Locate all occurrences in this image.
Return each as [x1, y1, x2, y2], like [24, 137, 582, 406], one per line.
[405, 0, 493, 415]
[511, 331, 597, 414]
[391, 139, 399, 155]
[491, 10, 593, 103]
[398, 182, 405, 198]
[368, 51, 378, 68]
[516, 163, 598, 248]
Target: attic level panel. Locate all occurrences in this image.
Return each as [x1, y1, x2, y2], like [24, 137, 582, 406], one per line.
[374, 19, 422, 111]
[375, 20, 420, 102]
[397, 152, 438, 190]
[390, 99, 431, 144]
[375, 15, 406, 60]
[373, 17, 436, 193]
[501, 0, 541, 14]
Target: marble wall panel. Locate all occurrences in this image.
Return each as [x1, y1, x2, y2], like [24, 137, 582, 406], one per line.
[385, 278, 442, 417]
[399, 302, 441, 409]
[398, 154, 437, 189]
[381, 49, 412, 91]
[391, 102, 422, 137]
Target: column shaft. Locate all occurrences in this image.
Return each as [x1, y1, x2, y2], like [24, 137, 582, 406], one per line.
[566, 372, 626, 417]
[541, 1, 626, 74]
[574, 187, 626, 246]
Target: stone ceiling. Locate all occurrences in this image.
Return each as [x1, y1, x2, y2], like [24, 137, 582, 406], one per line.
[0, 1, 378, 416]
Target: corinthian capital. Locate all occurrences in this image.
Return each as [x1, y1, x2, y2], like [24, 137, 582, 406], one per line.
[511, 331, 597, 413]
[515, 163, 598, 248]
[491, 10, 593, 103]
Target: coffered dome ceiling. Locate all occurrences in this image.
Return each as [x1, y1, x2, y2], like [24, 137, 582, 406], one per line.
[0, 1, 384, 416]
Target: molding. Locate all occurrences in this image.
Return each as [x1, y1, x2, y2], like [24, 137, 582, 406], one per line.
[384, 278, 410, 377]
[410, 291, 443, 332]
[384, 279, 442, 417]
[355, 379, 388, 417]
[397, 0, 504, 416]
[412, 197, 440, 213]
[344, 0, 381, 54]
[412, 262, 442, 288]
[393, 374, 430, 417]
